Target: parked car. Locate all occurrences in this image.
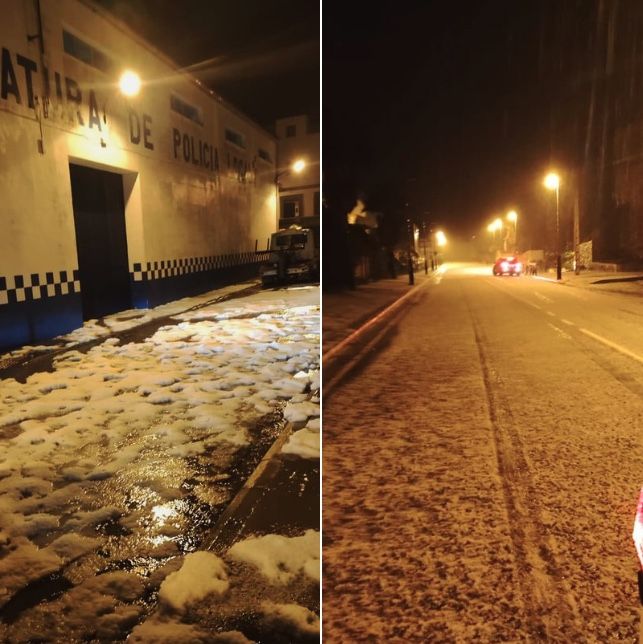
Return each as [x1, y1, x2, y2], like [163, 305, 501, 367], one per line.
[493, 256, 523, 276]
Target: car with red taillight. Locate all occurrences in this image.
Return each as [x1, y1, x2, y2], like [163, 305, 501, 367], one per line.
[492, 256, 522, 276]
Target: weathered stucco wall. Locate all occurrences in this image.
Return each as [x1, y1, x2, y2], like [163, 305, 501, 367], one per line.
[0, 0, 277, 349]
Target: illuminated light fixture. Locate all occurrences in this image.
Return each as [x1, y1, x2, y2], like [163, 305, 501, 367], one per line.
[633, 488, 643, 603]
[435, 230, 447, 247]
[292, 158, 306, 174]
[507, 210, 518, 223]
[544, 172, 560, 191]
[119, 70, 141, 97]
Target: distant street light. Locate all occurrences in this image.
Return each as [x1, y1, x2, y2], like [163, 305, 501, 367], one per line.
[277, 158, 306, 183]
[506, 210, 518, 249]
[544, 172, 561, 280]
[435, 230, 447, 247]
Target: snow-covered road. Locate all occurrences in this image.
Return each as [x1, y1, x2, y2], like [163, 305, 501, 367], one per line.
[323, 264, 643, 641]
[0, 285, 320, 642]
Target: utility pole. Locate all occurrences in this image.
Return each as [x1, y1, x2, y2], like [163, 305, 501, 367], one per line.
[574, 184, 580, 275]
[422, 222, 428, 274]
[407, 219, 415, 286]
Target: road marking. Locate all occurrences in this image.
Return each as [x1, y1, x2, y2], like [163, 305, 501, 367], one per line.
[534, 292, 554, 303]
[546, 311, 556, 317]
[547, 322, 571, 340]
[533, 276, 557, 283]
[579, 327, 643, 365]
[528, 302, 542, 310]
[561, 318, 575, 326]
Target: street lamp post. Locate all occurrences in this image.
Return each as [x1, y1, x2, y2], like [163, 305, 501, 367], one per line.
[544, 172, 561, 280]
[422, 222, 428, 275]
[100, 70, 142, 147]
[506, 210, 518, 250]
[275, 158, 306, 227]
[488, 218, 503, 255]
[435, 230, 447, 267]
[407, 219, 415, 286]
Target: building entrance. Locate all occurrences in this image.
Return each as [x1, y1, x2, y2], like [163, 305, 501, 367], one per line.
[69, 164, 131, 320]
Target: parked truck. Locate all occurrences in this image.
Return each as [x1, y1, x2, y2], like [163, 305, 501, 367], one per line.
[259, 225, 319, 287]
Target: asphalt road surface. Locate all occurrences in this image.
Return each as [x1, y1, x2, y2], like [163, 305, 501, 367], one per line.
[323, 264, 643, 642]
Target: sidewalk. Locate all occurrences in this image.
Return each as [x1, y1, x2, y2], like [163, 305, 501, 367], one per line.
[0, 281, 259, 376]
[541, 267, 643, 296]
[0, 281, 320, 642]
[323, 272, 433, 355]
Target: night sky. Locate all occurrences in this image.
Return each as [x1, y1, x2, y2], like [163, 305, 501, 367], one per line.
[95, 0, 320, 131]
[324, 1, 560, 240]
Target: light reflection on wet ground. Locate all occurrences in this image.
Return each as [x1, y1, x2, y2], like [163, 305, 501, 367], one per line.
[0, 409, 293, 640]
[0, 287, 319, 642]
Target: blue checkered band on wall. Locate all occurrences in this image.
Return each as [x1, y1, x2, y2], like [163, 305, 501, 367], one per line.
[130, 251, 271, 282]
[0, 270, 81, 306]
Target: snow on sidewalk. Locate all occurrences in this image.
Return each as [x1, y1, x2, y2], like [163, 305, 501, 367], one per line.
[0, 285, 320, 642]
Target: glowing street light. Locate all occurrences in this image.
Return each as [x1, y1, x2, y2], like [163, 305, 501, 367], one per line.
[435, 230, 447, 247]
[544, 171, 562, 280]
[292, 158, 306, 174]
[119, 70, 141, 97]
[544, 172, 560, 191]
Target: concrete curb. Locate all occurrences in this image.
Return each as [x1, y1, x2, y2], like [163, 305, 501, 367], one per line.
[203, 419, 296, 553]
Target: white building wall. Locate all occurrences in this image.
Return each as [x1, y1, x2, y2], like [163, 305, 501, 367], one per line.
[276, 115, 320, 226]
[0, 0, 277, 349]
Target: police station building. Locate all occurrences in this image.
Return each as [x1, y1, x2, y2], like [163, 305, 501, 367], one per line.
[0, 0, 278, 351]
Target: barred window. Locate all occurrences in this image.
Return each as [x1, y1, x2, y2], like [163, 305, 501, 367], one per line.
[170, 94, 204, 126]
[225, 128, 246, 149]
[258, 148, 272, 163]
[63, 30, 114, 74]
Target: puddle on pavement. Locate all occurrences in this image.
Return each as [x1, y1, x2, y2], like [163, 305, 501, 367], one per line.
[0, 572, 73, 624]
[235, 456, 320, 538]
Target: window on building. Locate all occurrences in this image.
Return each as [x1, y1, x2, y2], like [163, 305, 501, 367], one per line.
[63, 30, 114, 74]
[225, 128, 246, 149]
[258, 148, 272, 163]
[280, 195, 303, 219]
[286, 124, 296, 138]
[170, 94, 204, 126]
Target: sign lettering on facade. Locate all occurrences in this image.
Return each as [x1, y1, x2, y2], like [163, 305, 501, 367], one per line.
[0, 45, 228, 177]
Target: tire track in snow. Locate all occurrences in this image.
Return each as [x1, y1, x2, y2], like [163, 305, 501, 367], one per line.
[465, 290, 585, 641]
